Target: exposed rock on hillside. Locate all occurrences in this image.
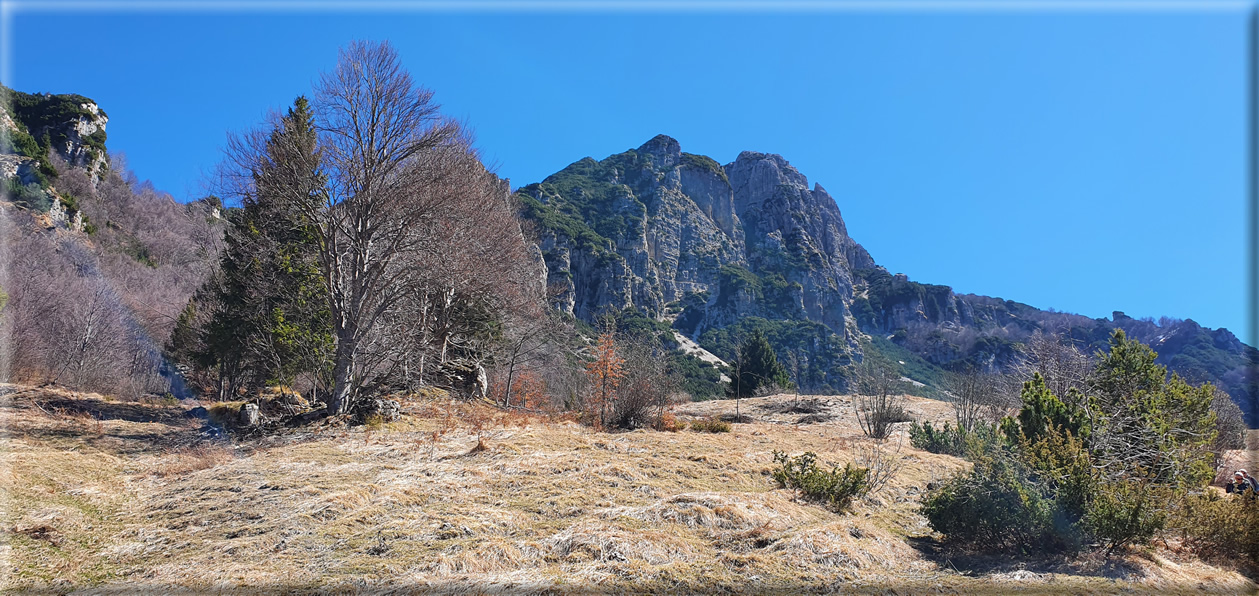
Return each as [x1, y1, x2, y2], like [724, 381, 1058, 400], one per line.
[520, 135, 877, 391]
[1, 85, 109, 180]
[519, 135, 1257, 413]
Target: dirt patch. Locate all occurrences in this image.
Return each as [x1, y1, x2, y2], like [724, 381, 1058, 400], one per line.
[10, 524, 61, 547]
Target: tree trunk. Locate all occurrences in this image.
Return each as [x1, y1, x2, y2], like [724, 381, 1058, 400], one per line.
[329, 334, 356, 415]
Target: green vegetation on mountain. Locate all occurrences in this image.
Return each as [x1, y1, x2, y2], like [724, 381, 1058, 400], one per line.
[853, 267, 955, 327]
[728, 331, 792, 397]
[699, 317, 851, 393]
[517, 149, 651, 249]
[609, 307, 725, 401]
[1, 84, 107, 185]
[680, 151, 728, 183]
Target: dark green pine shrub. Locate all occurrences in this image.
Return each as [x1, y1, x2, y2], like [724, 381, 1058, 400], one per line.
[1167, 490, 1259, 564]
[921, 452, 1084, 554]
[772, 451, 870, 512]
[909, 420, 1000, 459]
[728, 330, 792, 397]
[922, 330, 1220, 556]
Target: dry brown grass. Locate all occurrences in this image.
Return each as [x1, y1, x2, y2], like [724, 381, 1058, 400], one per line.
[148, 444, 236, 478]
[2, 385, 1255, 594]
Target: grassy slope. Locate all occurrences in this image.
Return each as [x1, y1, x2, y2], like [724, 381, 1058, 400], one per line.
[2, 385, 1254, 594]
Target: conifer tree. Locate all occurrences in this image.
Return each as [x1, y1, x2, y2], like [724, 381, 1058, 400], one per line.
[170, 97, 332, 400]
[728, 331, 791, 399]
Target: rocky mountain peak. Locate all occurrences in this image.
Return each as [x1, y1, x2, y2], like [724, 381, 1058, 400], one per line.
[726, 151, 810, 205]
[637, 134, 681, 169]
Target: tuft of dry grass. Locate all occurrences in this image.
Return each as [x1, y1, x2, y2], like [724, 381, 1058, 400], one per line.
[149, 444, 235, 477]
[689, 417, 731, 433]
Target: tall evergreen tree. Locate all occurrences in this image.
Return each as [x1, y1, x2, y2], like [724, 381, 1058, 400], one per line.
[169, 97, 332, 400]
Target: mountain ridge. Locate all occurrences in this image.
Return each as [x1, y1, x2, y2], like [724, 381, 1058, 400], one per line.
[517, 134, 1259, 419]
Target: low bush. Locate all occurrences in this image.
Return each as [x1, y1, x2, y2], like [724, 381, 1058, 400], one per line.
[1085, 479, 1170, 553]
[689, 417, 731, 433]
[4, 179, 52, 212]
[909, 420, 1001, 458]
[772, 451, 870, 512]
[654, 411, 682, 432]
[1167, 490, 1259, 563]
[921, 452, 1083, 554]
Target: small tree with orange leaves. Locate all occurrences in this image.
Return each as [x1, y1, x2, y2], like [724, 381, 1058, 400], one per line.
[585, 330, 625, 429]
[510, 370, 549, 411]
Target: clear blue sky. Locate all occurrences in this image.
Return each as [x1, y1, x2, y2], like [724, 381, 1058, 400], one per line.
[4, 2, 1252, 345]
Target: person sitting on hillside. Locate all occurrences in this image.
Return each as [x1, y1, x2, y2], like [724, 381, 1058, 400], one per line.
[1227, 471, 1257, 496]
[1242, 469, 1259, 492]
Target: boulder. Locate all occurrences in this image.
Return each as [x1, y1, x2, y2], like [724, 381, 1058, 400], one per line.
[238, 403, 260, 426]
[362, 398, 401, 422]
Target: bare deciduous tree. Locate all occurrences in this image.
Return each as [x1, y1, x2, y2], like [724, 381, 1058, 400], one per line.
[610, 332, 680, 430]
[493, 308, 564, 408]
[1010, 330, 1093, 405]
[852, 360, 908, 441]
[311, 41, 462, 413]
[1210, 386, 1247, 461]
[945, 366, 1010, 431]
[853, 438, 904, 498]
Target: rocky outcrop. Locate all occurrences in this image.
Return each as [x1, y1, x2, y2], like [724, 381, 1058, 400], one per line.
[51, 101, 108, 176]
[0, 153, 40, 186]
[526, 135, 746, 323]
[726, 151, 871, 341]
[521, 136, 877, 389]
[2, 87, 109, 180]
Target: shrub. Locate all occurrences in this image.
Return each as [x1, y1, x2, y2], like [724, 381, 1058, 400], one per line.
[1085, 479, 1169, 553]
[924, 331, 1222, 556]
[772, 451, 870, 512]
[921, 452, 1082, 553]
[1167, 490, 1259, 563]
[690, 417, 731, 433]
[583, 325, 679, 430]
[4, 179, 52, 212]
[654, 411, 682, 432]
[910, 420, 964, 455]
[910, 420, 1003, 459]
[853, 441, 903, 497]
[853, 360, 909, 440]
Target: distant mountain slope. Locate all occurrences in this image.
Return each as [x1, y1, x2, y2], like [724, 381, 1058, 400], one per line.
[518, 135, 1258, 421]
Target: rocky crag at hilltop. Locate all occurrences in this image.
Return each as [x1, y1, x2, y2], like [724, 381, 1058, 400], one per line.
[519, 135, 1258, 419]
[1, 85, 109, 186]
[519, 135, 876, 390]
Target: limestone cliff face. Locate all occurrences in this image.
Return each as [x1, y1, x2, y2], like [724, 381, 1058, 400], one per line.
[520, 136, 878, 389]
[523, 135, 748, 323]
[51, 101, 108, 176]
[726, 151, 873, 339]
[522, 135, 885, 336]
